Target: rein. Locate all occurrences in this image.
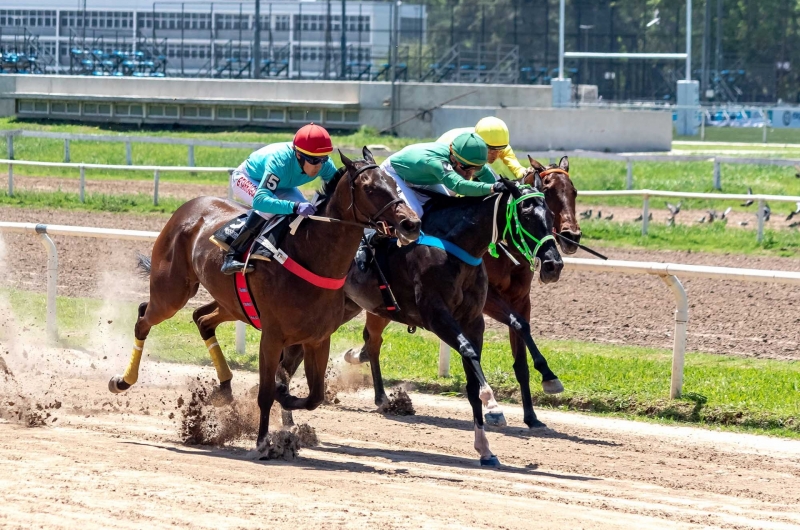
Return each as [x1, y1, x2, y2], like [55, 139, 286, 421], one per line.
[489, 187, 556, 272]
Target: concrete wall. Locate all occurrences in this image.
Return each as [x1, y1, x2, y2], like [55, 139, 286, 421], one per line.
[432, 106, 673, 152]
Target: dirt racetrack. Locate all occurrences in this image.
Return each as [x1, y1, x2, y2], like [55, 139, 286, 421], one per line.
[1, 357, 800, 530]
[1, 206, 799, 359]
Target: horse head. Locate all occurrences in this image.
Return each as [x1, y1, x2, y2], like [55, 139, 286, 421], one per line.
[499, 176, 563, 284]
[339, 147, 421, 245]
[525, 155, 582, 255]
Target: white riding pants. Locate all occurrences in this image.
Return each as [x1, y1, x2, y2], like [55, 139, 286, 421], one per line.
[229, 163, 305, 221]
[379, 159, 450, 218]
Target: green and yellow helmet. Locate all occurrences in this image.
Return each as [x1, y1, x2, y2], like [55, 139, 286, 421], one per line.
[449, 132, 488, 167]
[474, 116, 510, 150]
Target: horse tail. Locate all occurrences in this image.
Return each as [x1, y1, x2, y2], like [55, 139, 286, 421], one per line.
[136, 253, 152, 277]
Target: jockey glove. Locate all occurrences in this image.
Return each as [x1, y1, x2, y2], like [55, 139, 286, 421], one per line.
[294, 202, 317, 217]
[491, 181, 508, 193]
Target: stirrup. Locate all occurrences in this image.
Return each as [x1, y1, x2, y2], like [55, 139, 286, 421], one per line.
[221, 255, 254, 275]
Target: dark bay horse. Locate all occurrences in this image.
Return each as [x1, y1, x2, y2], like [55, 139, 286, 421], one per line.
[107, 148, 421, 456]
[343, 156, 581, 429]
[280, 177, 563, 464]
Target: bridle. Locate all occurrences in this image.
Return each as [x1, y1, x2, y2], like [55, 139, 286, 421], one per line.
[488, 184, 557, 272]
[304, 162, 404, 236]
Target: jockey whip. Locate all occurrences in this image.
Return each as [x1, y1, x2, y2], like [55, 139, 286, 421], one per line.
[552, 231, 608, 260]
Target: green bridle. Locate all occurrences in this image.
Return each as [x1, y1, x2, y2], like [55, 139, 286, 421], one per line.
[488, 186, 556, 271]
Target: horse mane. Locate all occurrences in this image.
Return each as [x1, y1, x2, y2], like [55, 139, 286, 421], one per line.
[415, 188, 491, 216]
[314, 165, 349, 209]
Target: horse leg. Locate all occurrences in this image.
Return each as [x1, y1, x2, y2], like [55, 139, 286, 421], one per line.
[361, 313, 391, 409]
[512, 295, 563, 393]
[277, 344, 305, 427]
[425, 307, 503, 422]
[255, 328, 284, 456]
[274, 338, 330, 412]
[109, 278, 198, 394]
[459, 316, 500, 466]
[193, 302, 236, 404]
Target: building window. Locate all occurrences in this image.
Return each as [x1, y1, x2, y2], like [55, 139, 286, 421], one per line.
[289, 109, 321, 122]
[18, 100, 47, 114]
[51, 101, 80, 115]
[184, 106, 212, 119]
[115, 104, 143, 117]
[1, 10, 56, 28]
[326, 111, 344, 123]
[217, 107, 248, 120]
[344, 111, 359, 123]
[274, 15, 289, 31]
[215, 13, 249, 30]
[149, 105, 179, 117]
[252, 109, 286, 123]
[84, 103, 112, 116]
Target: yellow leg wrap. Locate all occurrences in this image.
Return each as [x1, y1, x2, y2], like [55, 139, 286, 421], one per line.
[122, 338, 145, 386]
[205, 336, 233, 383]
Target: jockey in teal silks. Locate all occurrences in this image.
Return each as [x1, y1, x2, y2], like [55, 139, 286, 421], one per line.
[222, 123, 337, 275]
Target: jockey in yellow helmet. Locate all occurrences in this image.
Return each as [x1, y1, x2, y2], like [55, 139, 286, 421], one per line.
[436, 117, 527, 179]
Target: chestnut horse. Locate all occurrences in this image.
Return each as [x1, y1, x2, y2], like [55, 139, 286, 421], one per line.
[107, 148, 421, 455]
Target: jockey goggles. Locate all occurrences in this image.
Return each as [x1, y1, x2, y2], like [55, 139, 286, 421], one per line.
[297, 151, 329, 165]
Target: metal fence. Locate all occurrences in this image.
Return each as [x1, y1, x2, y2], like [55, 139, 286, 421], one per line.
[3, 220, 799, 400]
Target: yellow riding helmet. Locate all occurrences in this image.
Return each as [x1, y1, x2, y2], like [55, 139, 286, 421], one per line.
[474, 117, 510, 150]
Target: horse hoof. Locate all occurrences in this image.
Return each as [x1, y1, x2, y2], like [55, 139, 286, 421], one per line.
[526, 418, 547, 429]
[484, 411, 507, 428]
[108, 375, 130, 394]
[542, 378, 564, 395]
[480, 455, 501, 467]
[209, 383, 234, 406]
[343, 348, 364, 365]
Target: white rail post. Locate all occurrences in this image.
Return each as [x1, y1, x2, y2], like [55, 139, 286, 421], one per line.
[700, 113, 705, 141]
[235, 321, 246, 355]
[63, 139, 70, 163]
[626, 158, 633, 190]
[660, 275, 688, 399]
[713, 158, 721, 190]
[125, 142, 133, 165]
[7, 163, 12, 197]
[6, 134, 13, 160]
[438, 340, 451, 377]
[757, 198, 765, 243]
[761, 110, 768, 144]
[153, 170, 160, 206]
[188, 144, 195, 167]
[79, 165, 85, 203]
[36, 225, 59, 344]
[641, 194, 650, 236]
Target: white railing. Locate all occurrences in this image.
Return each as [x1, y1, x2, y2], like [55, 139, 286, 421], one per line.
[578, 189, 800, 242]
[438, 256, 800, 399]
[1, 129, 264, 167]
[527, 149, 800, 192]
[0, 221, 248, 354]
[2, 129, 799, 191]
[0, 158, 234, 206]
[3, 221, 800, 400]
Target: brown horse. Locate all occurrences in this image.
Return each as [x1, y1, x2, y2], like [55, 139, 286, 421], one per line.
[481, 155, 581, 427]
[107, 148, 421, 455]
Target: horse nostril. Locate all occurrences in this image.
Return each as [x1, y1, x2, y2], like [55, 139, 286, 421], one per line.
[561, 230, 581, 244]
[401, 218, 421, 233]
[542, 260, 555, 273]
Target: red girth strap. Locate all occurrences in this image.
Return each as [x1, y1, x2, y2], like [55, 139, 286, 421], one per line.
[281, 256, 347, 290]
[234, 251, 262, 330]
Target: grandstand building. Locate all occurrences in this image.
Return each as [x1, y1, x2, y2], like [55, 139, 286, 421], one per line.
[0, 1, 426, 78]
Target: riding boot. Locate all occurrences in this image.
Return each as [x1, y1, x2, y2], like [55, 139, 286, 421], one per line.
[221, 210, 267, 275]
[355, 228, 377, 272]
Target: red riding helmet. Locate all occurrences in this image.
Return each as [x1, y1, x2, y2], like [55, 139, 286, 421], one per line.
[293, 123, 333, 157]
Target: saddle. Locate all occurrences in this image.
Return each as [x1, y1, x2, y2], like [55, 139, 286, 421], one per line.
[209, 213, 292, 262]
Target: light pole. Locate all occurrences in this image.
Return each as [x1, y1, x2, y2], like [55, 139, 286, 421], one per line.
[579, 24, 594, 84]
[253, 0, 261, 79]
